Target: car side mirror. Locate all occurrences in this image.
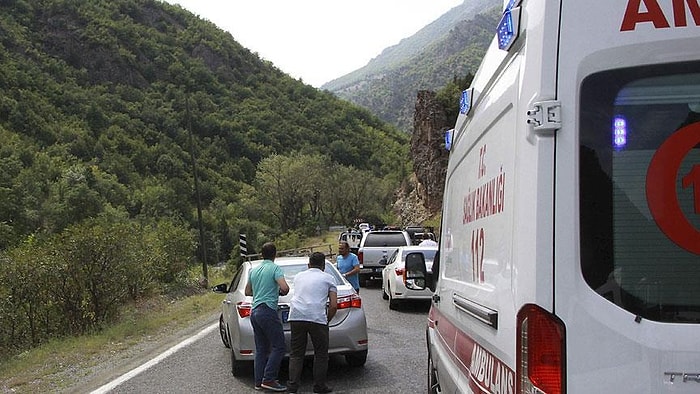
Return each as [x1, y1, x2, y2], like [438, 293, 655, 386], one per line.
[211, 283, 229, 293]
[404, 252, 428, 290]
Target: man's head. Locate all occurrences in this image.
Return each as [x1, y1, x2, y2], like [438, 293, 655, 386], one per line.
[309, 252, 326, 270]
[261, 242, 276, 260]
[338, 241, 350, 256]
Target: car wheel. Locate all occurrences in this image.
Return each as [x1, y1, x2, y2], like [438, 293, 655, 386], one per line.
[230, 343, 246, 376]
[428, 350, 439, 394]
[388, 286, 399, 310]
[219, 314, 231, 348]
[382, 284, 389, 300]
[345, 350, 368, 367]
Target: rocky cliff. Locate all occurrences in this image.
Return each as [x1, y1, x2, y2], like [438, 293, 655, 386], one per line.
[393, 90, 452, 225]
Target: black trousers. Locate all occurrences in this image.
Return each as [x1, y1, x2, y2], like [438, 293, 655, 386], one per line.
[287, 320, 330, 389]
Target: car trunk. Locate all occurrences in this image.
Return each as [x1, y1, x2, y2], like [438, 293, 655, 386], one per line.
[278, 284, 356, 330]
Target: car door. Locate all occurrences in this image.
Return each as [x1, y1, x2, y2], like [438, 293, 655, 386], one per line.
[224, 263, 247, 350]
[383, 249, 399, 287]
[554, 1, 700, 392]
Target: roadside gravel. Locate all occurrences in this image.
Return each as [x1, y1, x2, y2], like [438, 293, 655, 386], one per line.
[0, 311, 219, 394]
[64, 312, 219, 394]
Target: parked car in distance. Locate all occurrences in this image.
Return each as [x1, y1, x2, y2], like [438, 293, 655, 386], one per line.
[357, 230, 412, 286]
[212, 256, 368, 376]
[381, 245, 438, 310]
[338, 229, 363, 254]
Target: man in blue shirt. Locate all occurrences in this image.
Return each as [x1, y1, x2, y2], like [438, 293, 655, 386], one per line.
[245, 242, 290, 392]
[336, 241, 361, 293]
[286, 252, 337, 393]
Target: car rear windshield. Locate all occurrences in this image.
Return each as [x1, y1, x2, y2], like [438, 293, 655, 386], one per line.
[362, 232, 408, 247]
[281, 263, 344, 285]
[579, 62, 700, 323]
[403, 249, 437, 262]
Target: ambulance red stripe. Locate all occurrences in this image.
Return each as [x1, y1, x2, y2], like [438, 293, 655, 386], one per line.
[429, 306, 515, 394]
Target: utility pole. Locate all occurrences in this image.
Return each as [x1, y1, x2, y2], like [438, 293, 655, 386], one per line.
[186, 97, 208, 287]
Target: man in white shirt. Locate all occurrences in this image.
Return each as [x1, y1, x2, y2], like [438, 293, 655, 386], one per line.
[419, 238, 438, 246]
[286, 252, 337, 394]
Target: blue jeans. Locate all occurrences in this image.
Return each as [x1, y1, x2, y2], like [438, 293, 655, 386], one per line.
[250, 304, 286, 384]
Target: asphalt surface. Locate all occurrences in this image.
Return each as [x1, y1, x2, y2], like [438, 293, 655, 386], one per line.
[96, 284, 431, 393]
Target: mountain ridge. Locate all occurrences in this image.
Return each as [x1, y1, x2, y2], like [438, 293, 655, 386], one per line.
[322, 0, 499, 91]
[322, 0, 501, 132]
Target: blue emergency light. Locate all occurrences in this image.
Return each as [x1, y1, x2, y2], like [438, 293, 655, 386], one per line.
[445, 129, 454, 152]
[497, 0, 521, 51]
[505, 0, 522, 10]
[460, 88, 473, 115]
[612, 115, 627, 149]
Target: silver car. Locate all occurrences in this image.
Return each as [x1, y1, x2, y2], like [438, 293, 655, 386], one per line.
[213, 256, 369, 376]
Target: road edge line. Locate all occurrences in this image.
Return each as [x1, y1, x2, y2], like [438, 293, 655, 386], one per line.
[89, 322, 218, 393]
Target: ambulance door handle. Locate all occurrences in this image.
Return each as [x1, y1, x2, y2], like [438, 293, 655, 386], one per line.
[452, 294, 498, 329]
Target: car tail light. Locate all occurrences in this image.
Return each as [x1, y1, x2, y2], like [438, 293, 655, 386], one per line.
[237, 301, 252, 318]
[337, 293, 362, 309]
[516, 304, 565, 394]
[358, 251, 364, 264]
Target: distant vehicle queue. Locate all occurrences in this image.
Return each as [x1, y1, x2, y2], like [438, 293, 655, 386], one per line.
[338, 224, 436, 249]
[336, 224, 436, 287]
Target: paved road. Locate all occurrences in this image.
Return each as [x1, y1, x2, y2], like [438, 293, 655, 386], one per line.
[98, 285, 431, 393]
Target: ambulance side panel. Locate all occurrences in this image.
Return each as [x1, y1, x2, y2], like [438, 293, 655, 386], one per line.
[430, 1, 560, 392]
[431, 0, 700, 392]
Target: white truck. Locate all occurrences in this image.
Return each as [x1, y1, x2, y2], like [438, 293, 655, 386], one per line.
[338, 229, 363, 254]
[356, 230, 411, 286]
[407, 0, 700, 393]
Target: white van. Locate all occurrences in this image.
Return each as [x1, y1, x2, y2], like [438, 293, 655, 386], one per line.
[410, 0, 700, 393]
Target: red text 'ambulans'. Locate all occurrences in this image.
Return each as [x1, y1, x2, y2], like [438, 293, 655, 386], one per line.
[470, 343, 514, 394]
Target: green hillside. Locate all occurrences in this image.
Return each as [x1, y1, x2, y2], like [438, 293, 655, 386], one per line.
[0, 0, 414, 356]
[0, 0, 409, 253]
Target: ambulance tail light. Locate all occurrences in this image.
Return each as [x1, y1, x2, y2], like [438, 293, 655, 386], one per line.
[516, 304, 565, 394]
[358, 251, 364, 265]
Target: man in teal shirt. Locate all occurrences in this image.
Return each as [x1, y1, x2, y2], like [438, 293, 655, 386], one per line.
[245, 242, 290, 392]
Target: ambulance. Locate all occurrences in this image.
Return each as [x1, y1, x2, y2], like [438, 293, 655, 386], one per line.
[413, 0, 700, 393]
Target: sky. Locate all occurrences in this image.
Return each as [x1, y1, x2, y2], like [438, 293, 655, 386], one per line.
[165, 1, 464, 87]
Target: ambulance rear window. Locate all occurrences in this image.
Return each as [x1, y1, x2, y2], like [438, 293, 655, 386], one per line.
[579, 62, 700, 324]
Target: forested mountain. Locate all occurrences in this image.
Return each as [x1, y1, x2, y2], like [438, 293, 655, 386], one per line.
[0, 0, 409, 254]
[323, 0, 501, 131]
[0, 0, 416, 355]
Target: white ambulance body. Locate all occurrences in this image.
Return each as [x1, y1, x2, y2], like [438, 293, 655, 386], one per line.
[426, 0, 700, 393]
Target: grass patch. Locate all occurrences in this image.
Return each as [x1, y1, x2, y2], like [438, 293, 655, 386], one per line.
[0, 234, 333, 393]
[0, 267, 229, 393]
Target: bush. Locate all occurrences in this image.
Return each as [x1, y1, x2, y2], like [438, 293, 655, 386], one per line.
[0, 216, 195, 358]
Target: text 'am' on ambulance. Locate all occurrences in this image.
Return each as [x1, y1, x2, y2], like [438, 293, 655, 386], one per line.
[405, 0, 700, 393]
